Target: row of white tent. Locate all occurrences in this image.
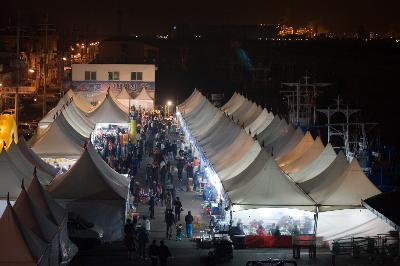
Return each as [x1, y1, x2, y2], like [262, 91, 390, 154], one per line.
[0, 89, 132, 264]
[30, 90, 130, 159]
[177, 89, 394, 244]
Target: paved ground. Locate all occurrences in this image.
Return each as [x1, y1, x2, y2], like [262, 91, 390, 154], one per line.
[70, 132, 398, 266]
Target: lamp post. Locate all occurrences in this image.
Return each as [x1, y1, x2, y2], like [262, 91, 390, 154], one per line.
[167, 100, 172, 116]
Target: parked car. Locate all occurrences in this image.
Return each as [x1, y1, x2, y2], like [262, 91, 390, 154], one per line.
[67, 212, 104, 249]
[18, 123, 36, 139]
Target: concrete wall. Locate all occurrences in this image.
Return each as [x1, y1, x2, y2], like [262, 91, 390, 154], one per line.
[72, 64, 155, 82]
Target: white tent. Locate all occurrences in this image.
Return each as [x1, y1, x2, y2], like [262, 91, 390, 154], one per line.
[89, 93, 128, 124]
[13, 187, 60, 265]
[290, 144, 337, 183]
[49, 143, 128, 241]
[32, 113, 86, 159]
[116, 88, 133, 109]
[131, 88, 154, 111]
[61, 101, 95, 138]
[272, 127, 304, 159]
[221, 92, 240, 112]
[223, 149, 316, 212]
[245, 108, 274, 137]
[277, 131, 314, 166]
[17, 138, 59, 177]
[27, 175, 78, 263]
[281, 137, 325, 174]
[7, 141, 54, 185]
[0, 202, 51, 266]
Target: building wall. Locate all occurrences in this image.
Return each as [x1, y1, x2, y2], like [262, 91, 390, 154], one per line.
[72, 64, 155, 81]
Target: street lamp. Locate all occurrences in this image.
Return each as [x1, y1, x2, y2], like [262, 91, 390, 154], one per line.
[28, 69, 35, 73]
[167, 101, 172, 116]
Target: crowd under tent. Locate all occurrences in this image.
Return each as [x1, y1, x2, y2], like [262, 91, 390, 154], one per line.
[276, 131, 314, 166]
[281, 137, 325, 174]
[0, 202, 51, 266]
[32, 113, 87, 160]
[17, 138, 59, 177]
[49, 143, 128, 241]
[131, 88, 154, 111]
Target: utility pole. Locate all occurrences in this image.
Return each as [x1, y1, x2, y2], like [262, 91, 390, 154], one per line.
[42, 14, 48, 117]
[15, 13, 20, 126]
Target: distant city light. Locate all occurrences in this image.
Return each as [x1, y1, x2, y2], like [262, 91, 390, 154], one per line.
[167, 101, 172, 106]
[28, 69, 35, 73]
[62, 57, 67, 61]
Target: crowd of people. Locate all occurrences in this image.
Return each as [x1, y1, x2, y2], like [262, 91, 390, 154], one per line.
[102, 109, 198, 265]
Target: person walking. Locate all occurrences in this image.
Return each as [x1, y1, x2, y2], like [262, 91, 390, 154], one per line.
[165, 209, 176, 240]
[174, 197, 182, 221]
[149, 195, 155, 219]
[137, 227, 148, 259]
[185, 211, 194, 239]
[123, 219, 135, 260]
[177, 157, 184, 181]
[148, 240, 159, 266]
[158, 240, 171, 266]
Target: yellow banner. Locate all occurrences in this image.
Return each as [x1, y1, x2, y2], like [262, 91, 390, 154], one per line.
[129, 120, 137, 143]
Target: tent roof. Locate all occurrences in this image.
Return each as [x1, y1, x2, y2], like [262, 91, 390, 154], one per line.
[309, 158, 381, 211]
[117, 87, 132, 100]
[0, 151, 30, 200]
[17, 138, 58, 176]
[61, 101, 95, 138]
[223, 149, 315, 211]
[7, 141, 54, 185]
[282, 137, 325, 174]
[277, 131, 314, 166]
[0, 203, 47, 265]
[221, 92, 239, 112]
[32, 113, 86, 158]
[225, 95, 246, 116]
[49, 143, 128, 200]
[273, 127, 304, 159]
[66, 89, 94, 113]
[13, 187, 59, 242]
[134, 88, 153, 101]
[27, 175, 65, 226]
[290, 143, 337, 183]
[89, 93, 129, 124]
[363, 191, 400, 231]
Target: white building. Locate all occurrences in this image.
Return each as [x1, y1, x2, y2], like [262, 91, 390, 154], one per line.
[71, 64, 156, 105]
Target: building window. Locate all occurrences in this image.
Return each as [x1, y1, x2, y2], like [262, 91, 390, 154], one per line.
[131, 72, 143, 81]
[108, 71, 120, 80]
[85, 71, 96, 80]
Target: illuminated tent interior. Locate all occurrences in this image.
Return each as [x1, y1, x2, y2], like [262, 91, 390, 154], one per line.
[178, 90, 393, 245]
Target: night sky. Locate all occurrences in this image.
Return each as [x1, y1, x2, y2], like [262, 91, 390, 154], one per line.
[2, 0, 400, 35]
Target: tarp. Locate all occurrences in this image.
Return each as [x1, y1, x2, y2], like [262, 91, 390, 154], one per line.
[32, 113, 86, 158]
[281, 137, 325, 174]
[17, 138, 58, 177]
[223, 149, 316, 211]
[89, 93, 129, 124]
[317, 209, 394, 245]
[363, 191, 400, 231]
[277, 131, 314, 166]
[0, 202, 50, 266]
